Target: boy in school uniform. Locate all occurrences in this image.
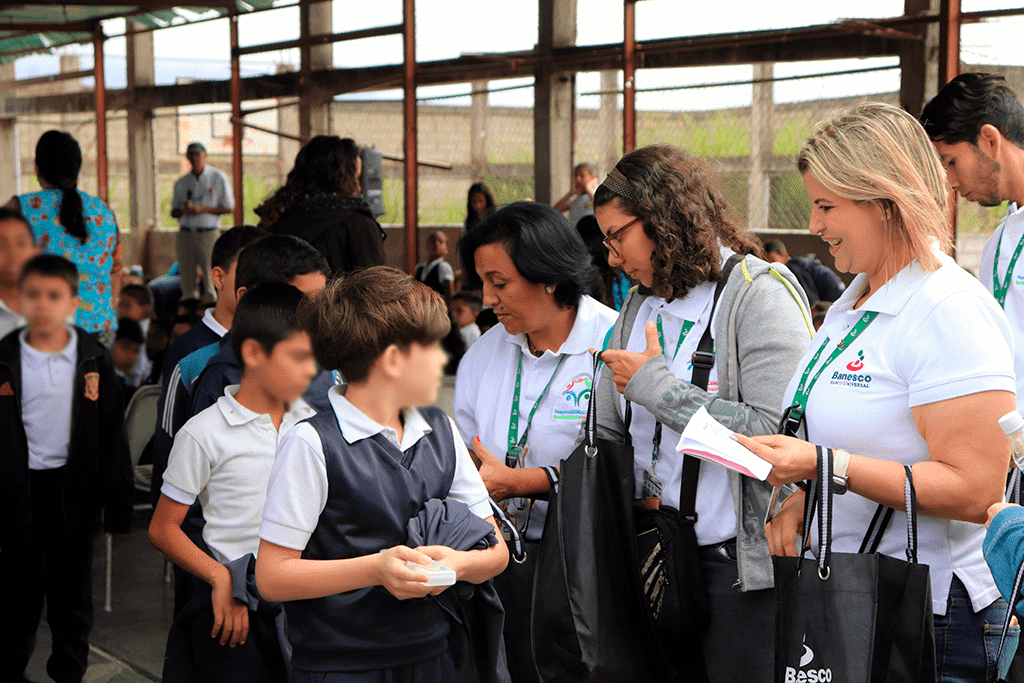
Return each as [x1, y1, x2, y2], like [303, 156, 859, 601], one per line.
[0, 254, 133, 683]
[256, 266, 509, 683]
[149, 282, 317, 683]
[0, 207, 39, 338]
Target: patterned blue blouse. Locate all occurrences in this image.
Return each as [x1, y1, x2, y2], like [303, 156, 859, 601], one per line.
[19, 189, 119, 344]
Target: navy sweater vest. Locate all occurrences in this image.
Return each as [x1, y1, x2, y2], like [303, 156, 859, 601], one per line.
[287, 406, 457, 672]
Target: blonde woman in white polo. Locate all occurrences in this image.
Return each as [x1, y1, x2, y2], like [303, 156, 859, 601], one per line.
[740, 102, 1017, 683]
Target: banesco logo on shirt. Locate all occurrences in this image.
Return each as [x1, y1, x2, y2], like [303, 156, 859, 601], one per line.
[830, 349, 872, 389]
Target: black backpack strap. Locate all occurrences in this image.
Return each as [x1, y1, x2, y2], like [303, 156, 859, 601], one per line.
[680, 253, 745, 522]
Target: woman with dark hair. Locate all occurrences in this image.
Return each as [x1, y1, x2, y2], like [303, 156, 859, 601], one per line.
[6, 130, 121, 345]
[464, 182, 496, 231]
[593, 145, 812, 682]
[453, 201, 616, 683]
[575, 214, 631, 310]
[255, 135, 385, 275]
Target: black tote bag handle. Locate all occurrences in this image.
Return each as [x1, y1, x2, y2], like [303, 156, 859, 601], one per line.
[995, 552, 1024, 681]
[798, 450, 920, 578]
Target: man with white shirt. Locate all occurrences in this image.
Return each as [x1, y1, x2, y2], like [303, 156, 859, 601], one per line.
[922, 73, 1024, 414]
[171, 142, 234, 302]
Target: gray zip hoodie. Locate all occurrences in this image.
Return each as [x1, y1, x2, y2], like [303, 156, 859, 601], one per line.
[596, 254, 813, 591]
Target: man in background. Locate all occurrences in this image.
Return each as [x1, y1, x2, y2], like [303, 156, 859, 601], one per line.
[764, 238, 845, 303]
[171, 142, 233, 303]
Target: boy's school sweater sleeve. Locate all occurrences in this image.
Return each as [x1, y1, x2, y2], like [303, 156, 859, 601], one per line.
[99, 353, 133, 534]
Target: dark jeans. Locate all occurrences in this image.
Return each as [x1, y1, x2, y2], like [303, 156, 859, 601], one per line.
[934, 575, 1019, 683]
[698, 539, 776, 683]
[291, 649, 454, 683]
[2, 467, 96, 683]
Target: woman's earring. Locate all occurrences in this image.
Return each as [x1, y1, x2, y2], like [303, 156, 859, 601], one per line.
[546, 286, 554, 294]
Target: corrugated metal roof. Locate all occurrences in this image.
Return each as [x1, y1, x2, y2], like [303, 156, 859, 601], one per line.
[0, 2, 278, 63]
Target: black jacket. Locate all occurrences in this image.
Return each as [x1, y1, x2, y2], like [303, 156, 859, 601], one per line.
[0, 326, 133, 546]
[270, 195, 386, 275]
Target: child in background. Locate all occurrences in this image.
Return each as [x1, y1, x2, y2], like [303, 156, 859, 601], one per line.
[452, 291, 483, 349]
[150, 282, 316, 683]
[112, 317, 145, 402]
[117, 283, 154, 387]
[0, 254, 133, 683]
[415, 231, 455, 303]
[256, 267, 508, 683]
[0, 207, 39, 338]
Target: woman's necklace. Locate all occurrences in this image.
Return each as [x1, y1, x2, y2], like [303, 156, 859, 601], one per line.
[526, 335, 544, 357]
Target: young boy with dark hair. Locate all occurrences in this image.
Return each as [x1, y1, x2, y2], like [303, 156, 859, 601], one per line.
[0, 254, 133, 683]
[415, 231, 454, 302]
[256, 266, 508, 683]
[0, 206, 39, 338]
[112, 317, 145, 401]
[149, 282, 316, 683]
[451, 290, 483, 349]
[117, 283, 155, 387]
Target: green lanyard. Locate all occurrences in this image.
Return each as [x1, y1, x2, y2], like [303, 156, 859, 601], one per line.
[788, 310, 878, 422]
[650, 314, 696, 467]
[993, 225, 1024, 308]
[506, 352, 567, 466]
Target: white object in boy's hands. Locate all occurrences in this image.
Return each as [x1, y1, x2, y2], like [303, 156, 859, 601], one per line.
[406, 559, 456, 586]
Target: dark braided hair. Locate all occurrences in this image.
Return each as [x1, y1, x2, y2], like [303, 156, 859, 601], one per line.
[35, 130, 88, 244]
[594, 145, 763, 302]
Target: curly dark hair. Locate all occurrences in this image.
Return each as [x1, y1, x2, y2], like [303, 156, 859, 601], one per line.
[593, 145, 762, 301]
[255, 136, 361, 227]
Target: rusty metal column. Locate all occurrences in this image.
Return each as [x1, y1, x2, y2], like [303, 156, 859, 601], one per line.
[623, 1, 637, 154]
[230, 14, 244, 226]
[939, 0, 961, 89]
[93, 23, 108, 203]
[939, 0, 960, 245]
[403, 0, 418, 274]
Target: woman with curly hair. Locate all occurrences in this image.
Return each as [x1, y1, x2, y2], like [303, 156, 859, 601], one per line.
[593, 145, 812, 682]
[6, 130, 121, 345]
[255, 135, 385, 275]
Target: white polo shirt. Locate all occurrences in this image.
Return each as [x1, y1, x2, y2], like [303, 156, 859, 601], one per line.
[624, 278, 736, 546]
[162, 385, 314, 563]
[171, 165, 234, 230]
[21, 327, 77, 470]
[783, 249, 1015, 615]
[0, 300, 25, 340]
[980, 202, 1024, 413]
[259, 387, 491, 552]
[453, 295, 617, 540]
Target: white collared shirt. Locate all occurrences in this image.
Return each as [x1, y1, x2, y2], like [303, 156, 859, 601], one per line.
[453, 294, 618, 539]
[162, 385, 314, 563]
[259, 387, 491, 551]
[783, 247, 1015, 615]
[624, 269, 737, 546]
[171, 165, 234, 230]
[20, 327, 77, 470]
[980, 202, 1024, 413]
[200, 306, 229, 338]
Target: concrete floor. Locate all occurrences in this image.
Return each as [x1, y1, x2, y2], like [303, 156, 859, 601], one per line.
[24, 377, 458, 683]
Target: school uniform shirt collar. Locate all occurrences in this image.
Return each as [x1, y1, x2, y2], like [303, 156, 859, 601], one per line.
[327, 385, 431, 451]
[19, 325, 77, 366]
[216, 384, 313, 427]
[507, 294, 608, 357]
[202, 307, 228, 337]
[839, 240, 949, 318]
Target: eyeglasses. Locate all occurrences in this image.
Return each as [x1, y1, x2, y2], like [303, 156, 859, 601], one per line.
[602, 217, 641, 258]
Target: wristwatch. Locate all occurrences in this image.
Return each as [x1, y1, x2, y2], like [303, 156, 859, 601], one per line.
[831, 448, 851, 495]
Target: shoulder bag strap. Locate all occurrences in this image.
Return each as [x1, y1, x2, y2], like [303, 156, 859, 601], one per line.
[679, 253, 745, 520]
[996, 554, 1024, 680]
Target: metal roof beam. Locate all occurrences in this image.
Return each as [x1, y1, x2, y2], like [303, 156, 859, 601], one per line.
[234, 23, 402, 56]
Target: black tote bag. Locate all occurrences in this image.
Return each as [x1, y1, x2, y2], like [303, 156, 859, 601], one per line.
[530, 353, 670, 683]
[774, 448, 935, 683]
